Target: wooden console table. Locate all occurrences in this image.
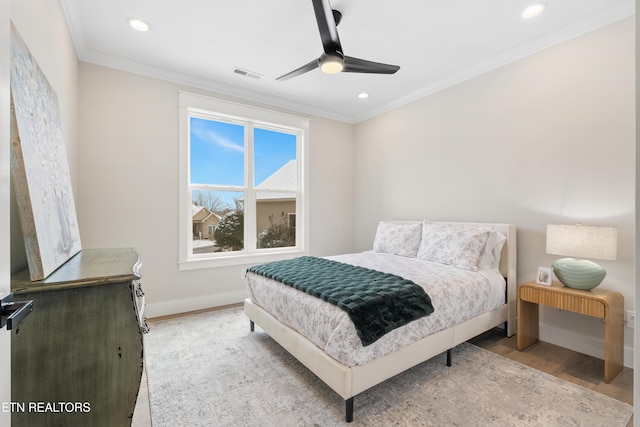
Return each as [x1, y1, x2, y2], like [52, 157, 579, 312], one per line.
[517, 281, 624, 383]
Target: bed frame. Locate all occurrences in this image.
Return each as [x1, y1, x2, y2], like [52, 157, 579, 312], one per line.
[244, 221, 516, 422]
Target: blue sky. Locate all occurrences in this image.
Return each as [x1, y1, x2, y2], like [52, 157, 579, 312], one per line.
[190, 117, 296, 208]
[190, 118, 245, 186]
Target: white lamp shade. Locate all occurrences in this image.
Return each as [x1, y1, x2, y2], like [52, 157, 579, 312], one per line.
[546, 224, 617, 261]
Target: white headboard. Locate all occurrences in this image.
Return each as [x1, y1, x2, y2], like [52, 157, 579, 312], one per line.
[387, 220, 517, 336]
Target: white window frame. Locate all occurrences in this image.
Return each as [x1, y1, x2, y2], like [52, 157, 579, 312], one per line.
[178, 92, 310, 270]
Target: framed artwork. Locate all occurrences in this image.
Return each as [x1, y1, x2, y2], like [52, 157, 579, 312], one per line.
[536, 267, 553, 286]
[9, 25, 82, 281]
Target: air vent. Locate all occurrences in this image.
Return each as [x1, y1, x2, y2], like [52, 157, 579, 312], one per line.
[232, 67, 262, 80]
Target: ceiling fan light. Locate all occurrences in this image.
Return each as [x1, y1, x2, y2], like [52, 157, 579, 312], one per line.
[320, 54, 345, 74]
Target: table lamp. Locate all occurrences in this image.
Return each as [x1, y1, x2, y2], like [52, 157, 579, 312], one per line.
[545, 224, 617, 290]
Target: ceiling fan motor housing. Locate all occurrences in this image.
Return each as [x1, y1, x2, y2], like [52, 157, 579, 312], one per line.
[319, 51, 345, 74]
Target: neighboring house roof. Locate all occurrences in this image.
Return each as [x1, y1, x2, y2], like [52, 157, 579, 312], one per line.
[192, 204, 220, 223]
[255, 159, 296, 201]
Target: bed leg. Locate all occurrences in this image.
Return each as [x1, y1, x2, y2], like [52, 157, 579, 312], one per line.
[345, 397, 354, 423]
[446, 349, 452, 367]
[249, 320, 254, 332]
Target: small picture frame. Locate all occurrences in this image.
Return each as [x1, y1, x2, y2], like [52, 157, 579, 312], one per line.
[536, 267, 552, 286]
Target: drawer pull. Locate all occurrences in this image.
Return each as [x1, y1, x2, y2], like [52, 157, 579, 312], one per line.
[1, 293, 33, 331]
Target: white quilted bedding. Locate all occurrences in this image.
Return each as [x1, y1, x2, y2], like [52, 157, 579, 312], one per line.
[245, 252, 505, 367]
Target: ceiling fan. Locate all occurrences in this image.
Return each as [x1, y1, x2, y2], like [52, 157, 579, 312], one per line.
[276, 0, 400, 81]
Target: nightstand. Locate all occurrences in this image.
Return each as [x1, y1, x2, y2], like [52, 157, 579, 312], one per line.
[517, 280, 624, 383]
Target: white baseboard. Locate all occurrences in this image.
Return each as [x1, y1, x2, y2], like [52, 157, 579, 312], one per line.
[539, 323, 634, 368]
[145, 290, 248, 319]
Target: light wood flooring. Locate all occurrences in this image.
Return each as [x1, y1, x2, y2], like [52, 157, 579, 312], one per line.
[470, 328, 634, 408]
[132, 319, 633, 426]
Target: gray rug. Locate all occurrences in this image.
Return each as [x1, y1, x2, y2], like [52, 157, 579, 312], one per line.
[144, 307, 633, 426]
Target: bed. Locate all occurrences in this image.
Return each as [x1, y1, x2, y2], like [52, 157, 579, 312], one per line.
[244, 221, 517, 422]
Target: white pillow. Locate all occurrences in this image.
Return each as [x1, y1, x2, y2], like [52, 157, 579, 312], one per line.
[373, 221, 423, 258]
[479, 230, 507, 270]
[417, 222, 490, 271]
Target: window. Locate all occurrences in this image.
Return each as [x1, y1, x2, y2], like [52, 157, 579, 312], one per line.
[179, 92, 309, 269]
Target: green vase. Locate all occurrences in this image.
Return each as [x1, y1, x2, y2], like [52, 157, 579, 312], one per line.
[551, 258, 606, 291]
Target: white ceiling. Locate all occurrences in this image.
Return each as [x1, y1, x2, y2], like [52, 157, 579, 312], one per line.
[60, 0, 634, 123]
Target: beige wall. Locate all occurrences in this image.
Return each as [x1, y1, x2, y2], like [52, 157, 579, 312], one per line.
[77, 63, 355, 316]
[354, 17, 635, 365]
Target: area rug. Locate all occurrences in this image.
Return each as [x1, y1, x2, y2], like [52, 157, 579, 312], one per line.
[144, 307, 633, 426]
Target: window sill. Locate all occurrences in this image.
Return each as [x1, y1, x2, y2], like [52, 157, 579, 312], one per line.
[178, 249, 309, 271]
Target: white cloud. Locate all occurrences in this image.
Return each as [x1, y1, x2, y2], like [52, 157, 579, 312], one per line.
[192, 122, 244, 153]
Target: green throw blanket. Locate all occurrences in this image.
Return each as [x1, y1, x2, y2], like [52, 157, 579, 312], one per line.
[248, 256, 434, 346]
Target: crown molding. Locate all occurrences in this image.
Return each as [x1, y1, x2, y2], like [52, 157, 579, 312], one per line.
[61, 0, 633, 125]
[79, 49, 355, 123]
[353, 2, 634, 123]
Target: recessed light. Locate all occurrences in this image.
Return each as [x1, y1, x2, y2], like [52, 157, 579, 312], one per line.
[522, 3, 546, 19]
[127, 18, 150, 32]
[358, 92, 369, 99]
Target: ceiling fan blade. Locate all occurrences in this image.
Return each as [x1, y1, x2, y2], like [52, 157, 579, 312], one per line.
[277, 1, 401, 81]
[343, 56, 400, 74]
[276, 58, 319, 81]
[312, 0, 342, 54]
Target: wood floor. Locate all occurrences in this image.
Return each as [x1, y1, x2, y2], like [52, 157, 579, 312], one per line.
[470, 328, 634, 426]
[131, 325, 633, 426]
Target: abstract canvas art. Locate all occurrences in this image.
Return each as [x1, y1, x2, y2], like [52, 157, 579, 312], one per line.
[9, 26, 82, 281]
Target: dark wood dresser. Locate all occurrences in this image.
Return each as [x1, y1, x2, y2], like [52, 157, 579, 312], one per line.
[10, 248, 147, 426]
